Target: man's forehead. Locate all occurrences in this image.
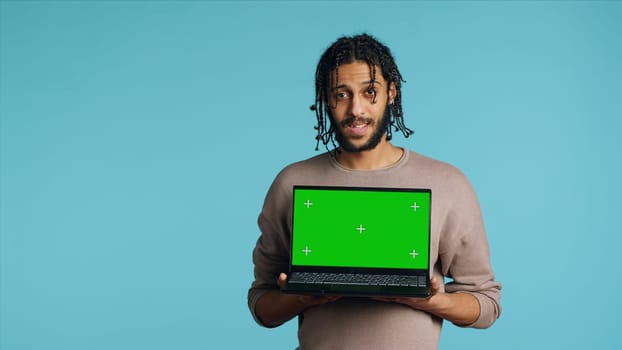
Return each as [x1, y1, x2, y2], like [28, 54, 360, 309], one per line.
[330, 62, 386, 86]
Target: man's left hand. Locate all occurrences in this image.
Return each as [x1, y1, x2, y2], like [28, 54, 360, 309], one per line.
[372, 276, 480, 326]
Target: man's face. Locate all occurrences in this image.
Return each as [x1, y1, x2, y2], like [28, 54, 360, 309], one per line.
[328, 61, 395, 152]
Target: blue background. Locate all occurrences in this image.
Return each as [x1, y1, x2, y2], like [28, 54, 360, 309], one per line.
[1, 1, 620, 349]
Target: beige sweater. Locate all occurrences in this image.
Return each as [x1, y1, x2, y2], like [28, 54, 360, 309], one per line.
[248, 150, 501, 349]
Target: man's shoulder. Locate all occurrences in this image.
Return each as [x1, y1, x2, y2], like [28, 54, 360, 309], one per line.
[402, 150, 474, 192]
[405, 150, 463, 176]
[273, 152, 334, 185]
[283, 152, 331, 171]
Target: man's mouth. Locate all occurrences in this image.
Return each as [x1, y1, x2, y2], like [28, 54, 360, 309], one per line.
[342, 117, 373, 135]
[342, 117, 372, 136]
[342, 117, 372, 126]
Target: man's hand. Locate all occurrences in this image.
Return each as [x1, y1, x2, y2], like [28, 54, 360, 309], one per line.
[277, 273, 340, 307]
[373, 276, 480, 326]
[254, 273, 340, 327]
[372, 275, 442, 308]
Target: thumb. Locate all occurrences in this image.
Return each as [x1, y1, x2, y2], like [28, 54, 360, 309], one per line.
[277, 273, 288, 289]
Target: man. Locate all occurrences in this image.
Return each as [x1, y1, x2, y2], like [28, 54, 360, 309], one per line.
[248, 33, 501, 349]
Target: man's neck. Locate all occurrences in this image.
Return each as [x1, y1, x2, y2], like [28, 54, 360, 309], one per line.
[335, 141, 404, 170]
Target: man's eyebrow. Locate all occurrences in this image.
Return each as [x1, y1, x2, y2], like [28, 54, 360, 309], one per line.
[332, 80, 383, 91]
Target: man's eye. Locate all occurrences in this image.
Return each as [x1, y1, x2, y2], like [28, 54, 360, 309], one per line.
[365, 88, 377, 96]
[335, 92, 349, 100]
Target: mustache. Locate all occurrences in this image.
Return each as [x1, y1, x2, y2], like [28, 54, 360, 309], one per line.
[340, 116, 374, 128]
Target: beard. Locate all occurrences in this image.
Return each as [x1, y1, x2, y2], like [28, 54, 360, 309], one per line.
[333, 106, 391, 153]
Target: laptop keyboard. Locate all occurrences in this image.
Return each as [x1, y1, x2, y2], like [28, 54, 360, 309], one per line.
[290, 272, 427, 287]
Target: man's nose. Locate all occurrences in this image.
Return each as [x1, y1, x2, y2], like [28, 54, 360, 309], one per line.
[349, 94, 366, 117]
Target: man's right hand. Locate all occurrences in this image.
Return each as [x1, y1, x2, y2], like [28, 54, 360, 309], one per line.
[255, 273, 340, 327]
[277, 272, 340, 307]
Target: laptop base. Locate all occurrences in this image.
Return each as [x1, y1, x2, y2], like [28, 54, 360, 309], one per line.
[283, 281, 430, 298]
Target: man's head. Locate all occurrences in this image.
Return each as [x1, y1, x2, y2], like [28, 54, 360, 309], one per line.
[311, 33, 413, 152]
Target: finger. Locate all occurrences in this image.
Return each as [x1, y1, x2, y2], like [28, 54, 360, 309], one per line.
[371, 297, 398, 303]
[372, 297, 390, 302]
[277, 273, 288, 289]
[430, 276, 438, 287]
[299, 295, 335, 307]
[314, 295, 340, 303]
[429, 276, 441, 295]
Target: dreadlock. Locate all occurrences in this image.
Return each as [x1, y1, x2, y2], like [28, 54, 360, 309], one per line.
[311, 33, 414, 152]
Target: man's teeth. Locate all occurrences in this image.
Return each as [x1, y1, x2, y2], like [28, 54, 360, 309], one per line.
[349, 121, 369, 128]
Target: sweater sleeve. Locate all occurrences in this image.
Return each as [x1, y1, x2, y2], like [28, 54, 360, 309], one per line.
[437, 169, 502, 329]
[247, 173, 292, 327]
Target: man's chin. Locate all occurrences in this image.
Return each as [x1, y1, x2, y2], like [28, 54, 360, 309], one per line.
[338, 139, 378, 153]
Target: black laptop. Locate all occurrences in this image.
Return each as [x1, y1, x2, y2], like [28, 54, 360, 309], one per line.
[283, 185, 431, 297]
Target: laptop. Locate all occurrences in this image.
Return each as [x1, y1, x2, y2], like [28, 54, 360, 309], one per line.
[283, 185, 432, 297]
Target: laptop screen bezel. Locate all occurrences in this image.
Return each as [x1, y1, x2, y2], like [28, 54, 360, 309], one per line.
[290, 185, 432, 275]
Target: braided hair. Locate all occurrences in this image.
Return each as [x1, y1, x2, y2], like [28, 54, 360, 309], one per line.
[311, 33, 414, 152]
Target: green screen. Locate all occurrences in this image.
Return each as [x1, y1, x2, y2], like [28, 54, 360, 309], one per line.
[292, 187, 430, 269]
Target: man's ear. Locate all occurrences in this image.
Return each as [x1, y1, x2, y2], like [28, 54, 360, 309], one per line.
[388, 82, 397, 104]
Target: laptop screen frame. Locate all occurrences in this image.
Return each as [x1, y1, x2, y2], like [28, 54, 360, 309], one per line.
[290, 185, 432, 276]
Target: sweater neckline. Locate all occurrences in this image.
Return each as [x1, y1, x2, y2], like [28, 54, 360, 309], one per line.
[328, 148, 409, 173]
